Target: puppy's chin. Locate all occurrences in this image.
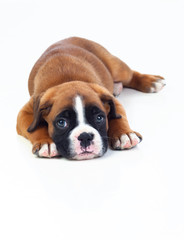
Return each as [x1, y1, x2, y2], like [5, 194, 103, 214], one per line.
[71, 152, 101, 161]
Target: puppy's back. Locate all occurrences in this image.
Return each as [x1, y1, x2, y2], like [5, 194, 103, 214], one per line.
[28, 37, 113, 96]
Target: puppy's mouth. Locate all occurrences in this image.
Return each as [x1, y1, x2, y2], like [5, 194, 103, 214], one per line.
[72, 146, 98, 160]
[76, 148, 95, 159]
[80, 151, 93, 154]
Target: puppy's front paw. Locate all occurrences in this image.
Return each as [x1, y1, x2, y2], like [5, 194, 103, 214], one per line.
[110, 132, 142, 150]
[32, 142, 60, 158]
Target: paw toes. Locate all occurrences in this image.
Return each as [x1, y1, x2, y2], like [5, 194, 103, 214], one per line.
[111, 132, 141, 150]
[112, 138, 121, 149]
[38, 144, 49, 157]
[149, 78, 165, 93]
[129, 133, 140, 147]
[120, 134, 131, 149]
[151, 80, 165, 93]
[33, 143, 60, 158]
[50, 143, 59, 157]
[32, 143, 41, 155]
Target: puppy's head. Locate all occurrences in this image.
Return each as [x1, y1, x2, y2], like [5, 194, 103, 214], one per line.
[28, 82, 121, 160]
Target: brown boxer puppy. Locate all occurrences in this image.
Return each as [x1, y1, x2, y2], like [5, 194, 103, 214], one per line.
[16, 37, 165, 160]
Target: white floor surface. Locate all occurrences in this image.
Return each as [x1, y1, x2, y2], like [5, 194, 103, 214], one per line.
[0, 0, 184, 239]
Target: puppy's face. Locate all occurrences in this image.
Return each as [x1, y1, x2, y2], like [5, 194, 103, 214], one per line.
[28, 82, 120, 160]
[52, 95, 107, 160]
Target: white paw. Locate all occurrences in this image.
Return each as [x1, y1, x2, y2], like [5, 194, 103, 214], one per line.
[38, 143, 60, 158]
[113, 82, 123, 96]
[112, 133, 141, 150]
[150, 79, 166, 93]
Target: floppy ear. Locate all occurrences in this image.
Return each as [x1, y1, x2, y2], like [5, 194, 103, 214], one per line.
[89, 83, 122, 120]
[27, 95, 53, 133]
[100, 94, 122, 120]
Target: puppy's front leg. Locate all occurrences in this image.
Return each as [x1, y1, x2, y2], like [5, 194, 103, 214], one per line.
[17, 98, 59, 158]
[108, 99, 142, 150]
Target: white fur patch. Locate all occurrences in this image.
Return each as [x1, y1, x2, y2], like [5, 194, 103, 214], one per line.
[113, 82, 123, 96]
[120, 134, 131, 148]
[74, 95, 85, 125]
[69, 95, 104, 160]
[150, 79, 165, 93]
[38, 143, 49, 157]
[129, 133, 140, 146]
[50, 143, 59, 157]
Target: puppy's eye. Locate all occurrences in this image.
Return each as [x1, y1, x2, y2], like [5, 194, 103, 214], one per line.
[57, 119, 68, 128]
[96, 115, 104, 123]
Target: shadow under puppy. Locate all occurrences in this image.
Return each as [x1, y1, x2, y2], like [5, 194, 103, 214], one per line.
[17, 37, 165, 160]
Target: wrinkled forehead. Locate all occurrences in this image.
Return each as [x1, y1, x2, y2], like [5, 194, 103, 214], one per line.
[73, 95, 104, 125]
[51, 93, 105, 120]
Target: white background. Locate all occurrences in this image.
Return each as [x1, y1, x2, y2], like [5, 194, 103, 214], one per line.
[0, 0, 184, 239]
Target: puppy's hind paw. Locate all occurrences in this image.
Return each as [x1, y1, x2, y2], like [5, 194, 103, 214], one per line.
[113, 82, 123, 96]
[150, 78, 166, 93]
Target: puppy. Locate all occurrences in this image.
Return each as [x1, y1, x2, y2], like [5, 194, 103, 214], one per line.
[16, 37, 165, 160]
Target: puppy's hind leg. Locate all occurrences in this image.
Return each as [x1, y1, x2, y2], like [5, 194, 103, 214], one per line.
[125, 71, 165, 93]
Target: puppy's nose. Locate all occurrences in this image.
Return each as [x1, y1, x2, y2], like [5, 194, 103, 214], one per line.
[78, 132, 94, 148]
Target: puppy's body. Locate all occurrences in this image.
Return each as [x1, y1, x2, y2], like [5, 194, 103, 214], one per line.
[17, 37, 165, 160]
[28, 37, 131, 96]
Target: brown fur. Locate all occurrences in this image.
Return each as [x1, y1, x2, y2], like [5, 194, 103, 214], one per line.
[17, 37, 163, 155]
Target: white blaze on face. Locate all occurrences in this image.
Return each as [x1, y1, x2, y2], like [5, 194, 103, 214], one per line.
[75, 95, 85, 125]
[69, 95, 104, 160]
